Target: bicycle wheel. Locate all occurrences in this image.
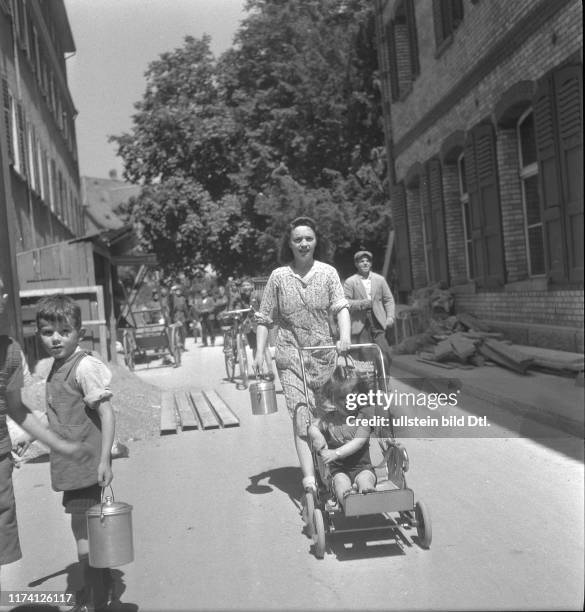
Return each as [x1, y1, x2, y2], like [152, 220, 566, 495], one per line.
[123, 331, 135, 371]
[237, 333, 249, 389]
[224, 332, 236, 381]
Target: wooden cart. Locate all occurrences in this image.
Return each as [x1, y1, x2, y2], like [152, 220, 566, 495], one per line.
[120, 308, 182, 370]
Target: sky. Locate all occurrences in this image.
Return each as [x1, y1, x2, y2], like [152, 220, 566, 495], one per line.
[64, 0, 247, 179]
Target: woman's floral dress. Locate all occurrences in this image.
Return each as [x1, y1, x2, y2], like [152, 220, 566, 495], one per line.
[255, 261, 348, 434]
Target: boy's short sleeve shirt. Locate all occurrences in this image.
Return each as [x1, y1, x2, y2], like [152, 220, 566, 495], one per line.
[74, 352, 113, 408]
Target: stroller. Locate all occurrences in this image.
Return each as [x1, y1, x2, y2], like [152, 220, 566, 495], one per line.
[298, 343, 432, 559]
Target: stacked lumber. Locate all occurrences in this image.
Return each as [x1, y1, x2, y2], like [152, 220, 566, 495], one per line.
[414, 313, 536, 375]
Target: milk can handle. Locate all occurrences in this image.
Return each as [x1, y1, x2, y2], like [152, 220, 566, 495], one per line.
[100, 485, 115, 521]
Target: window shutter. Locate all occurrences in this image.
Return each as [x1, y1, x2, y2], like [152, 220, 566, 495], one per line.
[533, 75, 566, 283]
[554, 65, 583, 282]
[432, 0, 445, 47]
[392, 183, 413, 291]
[1, 77, 14, 162]
[421, 170, 433, 281]
[405, 0, 420, 77]
[16, 103, 28, 178]
[428, 158, 450, 284]
[452, 0, 464, 27]
[386, 22, 400, 102]
[464, 132, 486, 284]
[474, 123, 505, 287]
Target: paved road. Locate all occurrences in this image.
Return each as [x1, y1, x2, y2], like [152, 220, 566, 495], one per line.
[3, 337, 584, 611]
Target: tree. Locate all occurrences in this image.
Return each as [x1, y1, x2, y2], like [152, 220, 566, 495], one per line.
[112, 0, 390, 280]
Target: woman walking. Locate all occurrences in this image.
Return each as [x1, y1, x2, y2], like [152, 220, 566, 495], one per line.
[253, 216, 351, 493]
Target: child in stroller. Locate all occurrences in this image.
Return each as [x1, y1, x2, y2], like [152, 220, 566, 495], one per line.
[308, 368, 376, 508]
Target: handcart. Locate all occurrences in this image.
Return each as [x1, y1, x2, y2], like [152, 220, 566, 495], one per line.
[299, 343, 432, 559]
[120, 309, 182, 371]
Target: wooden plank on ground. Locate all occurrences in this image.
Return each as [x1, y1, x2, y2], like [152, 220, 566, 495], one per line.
[160, 391, 178, 434]
[203, 390, 240, 428]
[175, 392, 199, 430]
[478, 339, 533, 374]
[189, 391, 220, 429]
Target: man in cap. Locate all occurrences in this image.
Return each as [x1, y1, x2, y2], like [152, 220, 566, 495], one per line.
[343, 250, 395, 373]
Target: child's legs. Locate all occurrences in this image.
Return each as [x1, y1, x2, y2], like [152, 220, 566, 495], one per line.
[354, 469, 376, 493]
[332, 472, 352, 501]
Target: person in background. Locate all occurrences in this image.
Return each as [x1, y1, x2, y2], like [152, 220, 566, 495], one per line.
[170, 285, 189, 350]
[213, 286, 229, 338]
[197, 289, 216, 347]
[0, 278, 89, 590]
[232, 278, 275, 378]
[343, 250, 395, 374]
[158, 286, 172, 326]
[252, 216, 351, 495]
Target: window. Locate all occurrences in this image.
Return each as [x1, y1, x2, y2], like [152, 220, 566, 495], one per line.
[386, 0, 419, 102]
[516, 110, 545, 276]
[533, 64, 583, 283]
[433, 0, 464, 50]
[457, 153, 473, 279]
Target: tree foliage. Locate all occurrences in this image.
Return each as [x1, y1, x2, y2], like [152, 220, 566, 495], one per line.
[111, 0, 390, 281]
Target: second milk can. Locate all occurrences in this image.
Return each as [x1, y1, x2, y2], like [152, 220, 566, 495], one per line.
[87, 489, 134, 568]
[249, 375, 278, 415]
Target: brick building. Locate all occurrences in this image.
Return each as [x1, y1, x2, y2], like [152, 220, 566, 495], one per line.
[375, 0, 583, 351]
[1, 0, 83, 334]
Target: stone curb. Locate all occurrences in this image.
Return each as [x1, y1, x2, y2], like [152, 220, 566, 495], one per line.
[390, 358, 584, 439]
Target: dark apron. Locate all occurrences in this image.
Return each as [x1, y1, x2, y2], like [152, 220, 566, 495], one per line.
[46, 351, 102, 491]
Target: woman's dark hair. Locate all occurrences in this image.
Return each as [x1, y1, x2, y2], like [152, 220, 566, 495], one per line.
[278, 216, 330, 264]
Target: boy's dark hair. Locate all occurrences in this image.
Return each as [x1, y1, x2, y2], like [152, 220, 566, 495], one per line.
[36, 295, 82, 330]
[279, 216, 330, 264]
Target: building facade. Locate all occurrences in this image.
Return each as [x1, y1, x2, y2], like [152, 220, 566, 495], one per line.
[1, 0, 83, 248]
[375, 0, 583, 351]
[0, 0, 83, 335]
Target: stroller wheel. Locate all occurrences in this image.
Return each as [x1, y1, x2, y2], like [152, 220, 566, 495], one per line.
[415, 500, 432, 549]
[313, 508, 326, 559]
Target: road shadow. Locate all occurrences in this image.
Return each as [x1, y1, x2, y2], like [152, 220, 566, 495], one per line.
[26, 562, 138, 611]
[246, 466, 304, 508]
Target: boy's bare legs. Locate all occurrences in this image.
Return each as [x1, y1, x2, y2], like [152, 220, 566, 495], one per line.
[355, 469, 376, 493]
[71, 513, 111, 610]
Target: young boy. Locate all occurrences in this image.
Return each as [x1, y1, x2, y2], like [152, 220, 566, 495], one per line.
[308, 371, 376, 506]
[1, 278, 89, 589]
[36, 295, 115, 611]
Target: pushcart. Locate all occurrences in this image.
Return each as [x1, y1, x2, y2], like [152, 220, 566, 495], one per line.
[120, 311, 182, 370]
[299, 343, 432, 559]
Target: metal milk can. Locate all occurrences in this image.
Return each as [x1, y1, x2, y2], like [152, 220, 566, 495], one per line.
[87, 488, 134, 568]
[249, 374, 278, 415]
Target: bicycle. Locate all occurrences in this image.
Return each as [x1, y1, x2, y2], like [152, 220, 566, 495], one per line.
[218, 308, 252, 389]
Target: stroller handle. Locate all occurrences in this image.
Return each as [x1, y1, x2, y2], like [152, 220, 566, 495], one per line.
[296, 343, 389, 400]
